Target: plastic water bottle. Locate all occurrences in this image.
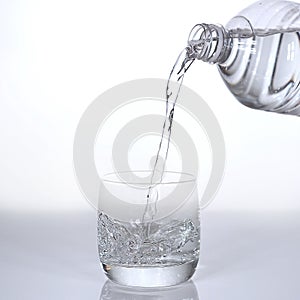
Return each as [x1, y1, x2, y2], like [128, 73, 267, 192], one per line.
[187, 0, 300, 115]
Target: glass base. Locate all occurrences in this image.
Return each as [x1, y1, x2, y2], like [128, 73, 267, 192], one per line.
[102, 260, 198, 287]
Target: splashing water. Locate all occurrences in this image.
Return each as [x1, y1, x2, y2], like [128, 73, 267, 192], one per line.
[98, 212, 199, 266]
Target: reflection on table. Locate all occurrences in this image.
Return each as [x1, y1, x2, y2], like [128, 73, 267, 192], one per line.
[100, 279, 199, 300]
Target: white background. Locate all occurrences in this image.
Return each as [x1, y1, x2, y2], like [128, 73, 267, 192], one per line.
[1, 0, 300, 299]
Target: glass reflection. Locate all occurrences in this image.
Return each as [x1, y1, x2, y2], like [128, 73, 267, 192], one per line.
[100, 279, 199, 300]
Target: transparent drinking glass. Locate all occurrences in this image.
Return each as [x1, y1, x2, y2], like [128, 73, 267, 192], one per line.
[97, 170, 200, 287]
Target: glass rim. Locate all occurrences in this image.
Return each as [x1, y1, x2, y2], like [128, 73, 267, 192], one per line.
[101, 170, 196, 185]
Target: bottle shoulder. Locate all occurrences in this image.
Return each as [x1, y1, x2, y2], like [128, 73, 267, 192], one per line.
[227, 0, 300, 34]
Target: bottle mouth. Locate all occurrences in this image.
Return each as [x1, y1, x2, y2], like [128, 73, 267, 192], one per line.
[187, 23, 212, 57]
[186, 23, 229, 64]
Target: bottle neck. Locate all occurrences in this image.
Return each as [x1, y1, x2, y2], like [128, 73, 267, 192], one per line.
[187, 23, 230, 64]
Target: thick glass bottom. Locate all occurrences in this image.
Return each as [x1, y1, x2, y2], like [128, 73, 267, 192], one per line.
[102, 259, 198, 287]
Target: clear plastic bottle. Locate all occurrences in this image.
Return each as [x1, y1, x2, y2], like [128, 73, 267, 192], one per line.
[187, 0, 300, 115]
